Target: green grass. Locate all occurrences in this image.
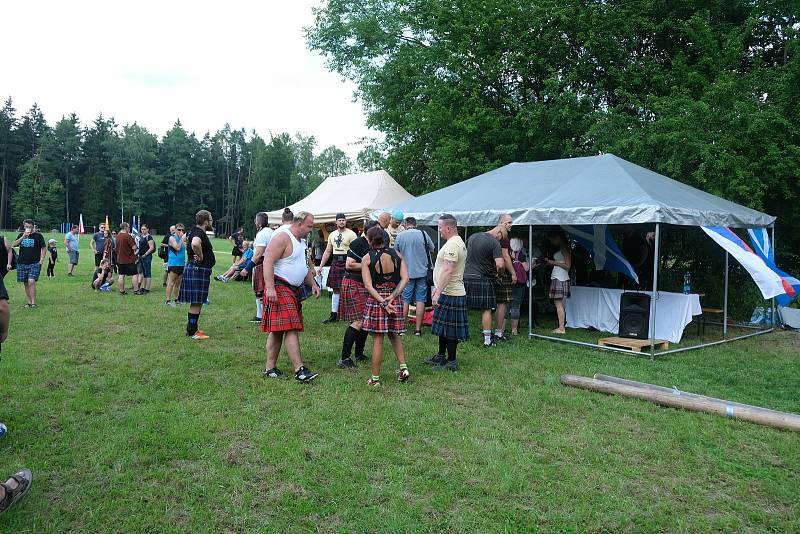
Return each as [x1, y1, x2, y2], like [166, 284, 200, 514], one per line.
[1, 234, 798, 532]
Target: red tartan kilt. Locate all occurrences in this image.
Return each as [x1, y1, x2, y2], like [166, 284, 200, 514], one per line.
[253, 263, 264, 296]
[326, 258, 346, 290]
[362, 284, 406, 334]
[261, 283, 304, 332]
[340, 277, 369, 322]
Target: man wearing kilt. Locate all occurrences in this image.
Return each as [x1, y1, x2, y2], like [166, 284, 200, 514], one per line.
[262, 211, 321, 383]
[360, 226, 410, 386]
[337, 219, 379, 369]
[493, 215, 516, 342]
[463, 221, 505, 347]
[240, 212, 274, 324]
[316, 213, 358, 324]
[426, 214, 468, 371]
[179, 210, 216, 340]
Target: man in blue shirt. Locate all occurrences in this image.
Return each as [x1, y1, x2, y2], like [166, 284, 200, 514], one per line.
[394, 217, 435, 336]
[64, 225, 80, 276]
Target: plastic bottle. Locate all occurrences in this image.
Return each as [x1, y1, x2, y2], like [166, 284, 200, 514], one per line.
[682, 272, 691, 295]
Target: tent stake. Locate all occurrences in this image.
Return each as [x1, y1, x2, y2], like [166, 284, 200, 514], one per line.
[649, 223, 661, 359]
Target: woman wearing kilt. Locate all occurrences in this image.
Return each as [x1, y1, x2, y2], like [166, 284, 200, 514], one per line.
[427, 214, 469, 371]
[179, 210, 216, 340]
[337, 220, 379, 369]
[361, 226, 410, 387]
[546, 229, 572, 334]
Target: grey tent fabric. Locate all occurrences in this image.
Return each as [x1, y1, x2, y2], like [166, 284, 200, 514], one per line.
[382, 154, 775, 228]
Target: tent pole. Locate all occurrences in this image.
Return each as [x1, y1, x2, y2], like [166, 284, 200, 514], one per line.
[528, 225, 533, 338]
[464, 226, 469, 242]
[649, 223, 661, 359]
[723, 252, 729, 339]
[771, 226, 776, 326]
[437, 231, 440, 250]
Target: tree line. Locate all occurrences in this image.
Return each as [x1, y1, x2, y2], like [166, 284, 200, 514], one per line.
[308, 0, 800, 267]
[0, 99, 386, 236]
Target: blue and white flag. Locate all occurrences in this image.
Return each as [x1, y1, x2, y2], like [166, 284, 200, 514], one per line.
[747, 228, 799, 306]
[562, 225, 639, 283]
[131, 215, 139, 238]
[701, 226, 791, 300]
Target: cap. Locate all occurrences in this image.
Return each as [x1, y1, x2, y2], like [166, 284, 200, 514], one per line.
[392, 210, 404, 221]
[48, 239, 56, 244]
[335, 213, 346, 220]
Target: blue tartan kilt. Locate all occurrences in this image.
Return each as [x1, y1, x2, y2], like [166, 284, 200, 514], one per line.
[178, 263, 212, 304]
[464, 275, 496, 310]
[432, 294, 469, 340]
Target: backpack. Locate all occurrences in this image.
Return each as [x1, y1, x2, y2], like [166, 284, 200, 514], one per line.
[512, 250, 527, 285]
[158, 236, 169, 261]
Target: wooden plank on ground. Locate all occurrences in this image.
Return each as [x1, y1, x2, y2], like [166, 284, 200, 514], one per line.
[598, 336, 669, 352]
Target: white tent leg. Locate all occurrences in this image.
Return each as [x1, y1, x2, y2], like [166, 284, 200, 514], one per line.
[723, 252, 729, 339]
[649, 223, 661, 359]
[464, 226, 469, 242]
[771, 226, 776, 326]
[528, 225, 533, 338]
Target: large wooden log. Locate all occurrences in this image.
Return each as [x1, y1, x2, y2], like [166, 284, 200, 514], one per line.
[561, 375, 800, 432]
[592, 373, 793, 418]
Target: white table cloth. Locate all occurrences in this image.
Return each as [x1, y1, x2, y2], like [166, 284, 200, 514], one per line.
[563, 286, 702, 343]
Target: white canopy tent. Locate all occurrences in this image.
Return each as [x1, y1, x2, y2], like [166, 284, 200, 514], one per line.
[266, 170, 414, 225]
[381, 154, 778, 357]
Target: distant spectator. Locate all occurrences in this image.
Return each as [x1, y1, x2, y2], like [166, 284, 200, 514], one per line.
[135, 223, 155, 293]
[165, 224, 186, 306]
[91, 223, 107, 267]
[228, 227, 245, 262]
[92, 259, 114, 291]
[46, 239, 58, 277]
[12, 219, 46, 308]
[64, 225, 80, 276]
[115, 222, 139, 295]
[160, 225, 176, 287]
[216, 241, 252, 282]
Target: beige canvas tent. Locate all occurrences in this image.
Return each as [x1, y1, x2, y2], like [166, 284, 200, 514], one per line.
[266, 170, 413, 225]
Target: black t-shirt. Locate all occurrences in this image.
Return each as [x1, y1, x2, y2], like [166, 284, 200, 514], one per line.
[16, 232, 46, 264]
[138, 234, 154, 257]
[464, 232, 502, 278]
[48, 246, 58, 262]
[230, 232, 244, 250]
[188, 226, 215, 268]
[345, 236, 370, 283]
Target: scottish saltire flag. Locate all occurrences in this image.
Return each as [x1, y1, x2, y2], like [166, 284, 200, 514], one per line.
[747, 228, 799, 306]
[701, 226, 788, 300]
[562, 225, 639, 283]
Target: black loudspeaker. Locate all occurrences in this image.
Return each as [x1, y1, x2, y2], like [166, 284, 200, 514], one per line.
[618, 292, 651, 339]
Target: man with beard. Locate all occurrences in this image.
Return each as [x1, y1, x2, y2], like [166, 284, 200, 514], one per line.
[178, 210, 216, 340]
[240, 212, 274, 323]
[336, 219, 378, 368]
[262, 211, 321, 382]
[463, 217, 506, 347]
[316, 213, 357, 324]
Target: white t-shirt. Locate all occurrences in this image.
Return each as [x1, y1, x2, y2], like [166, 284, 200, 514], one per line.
[254, 227, 273, 250]
[551, 250, 570, 282]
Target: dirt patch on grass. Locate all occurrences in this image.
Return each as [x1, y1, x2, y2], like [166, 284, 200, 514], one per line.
[224, 440, 254, 466]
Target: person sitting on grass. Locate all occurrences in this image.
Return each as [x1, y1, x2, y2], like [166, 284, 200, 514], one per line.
[360, 226, 410, 387]
[92, 259, 115, 291]
[215, 240, 252, 282]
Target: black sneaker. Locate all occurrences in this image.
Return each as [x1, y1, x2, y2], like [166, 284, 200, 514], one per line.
[424, 353, 446, 366]
[263, 367, 284, 378]
[483, 340, 497, 348]
[414, 330, 422, 337]
[336, 357, 357, 369]
[322, 312, 338, 324]
[250, 316, 262, 323]
[295, 366, 318, 382]
[433, 360, 459, 372]
[493, 334, 509, 343]
[354, 353, 369, 363]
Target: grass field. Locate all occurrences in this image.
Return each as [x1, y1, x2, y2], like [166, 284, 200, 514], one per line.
[0, 235, 798, 532]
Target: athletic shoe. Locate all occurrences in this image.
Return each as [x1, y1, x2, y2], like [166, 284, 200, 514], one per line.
[493, 334, 509, 343]
[166, 300, 177, 307]
[483, 340, 497, 348]
[322, 312, 338, 324]
[263, 367, 284, 378]
[354, 354, 369, 363]
[133, 289, 145, 295]
[189, 331, 210, 340]
[414, 330, 422, 337]
[433, 360, 459, 372]
[214, 275, 224, 281]
[250, 316, 262, 323]
[295, 366, 318, 382]
[367, 378, 381, 387]
[337, 357, 357, 369]
[424, 353, 446, 366]
[397, 368, 410, 382]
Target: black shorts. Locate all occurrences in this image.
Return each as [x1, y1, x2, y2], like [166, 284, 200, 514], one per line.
[118, 263, 138, 276]
[232, 247, 243, 258]
[95, 252, 104, 267]
[0, 274, 8, 301]
[168, 266, 185, 276]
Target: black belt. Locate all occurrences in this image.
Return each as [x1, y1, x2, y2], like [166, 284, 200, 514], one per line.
[333, 254, 347, 261]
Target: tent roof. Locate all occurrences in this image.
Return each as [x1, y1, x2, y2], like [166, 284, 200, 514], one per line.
[267, 170, 414, 225]
[382, 154, 775, 228]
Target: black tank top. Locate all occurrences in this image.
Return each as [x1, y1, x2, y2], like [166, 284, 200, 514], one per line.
[368, 248, 401, 285]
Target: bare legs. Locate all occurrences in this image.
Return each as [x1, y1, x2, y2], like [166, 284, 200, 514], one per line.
[552, 298, 566, 334]
[23, 280, 36, 306]
[370, 333, 407, 377]
[266, 330, 305, 372]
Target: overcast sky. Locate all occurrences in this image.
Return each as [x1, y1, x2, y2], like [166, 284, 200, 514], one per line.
[2, 0, 376, 159]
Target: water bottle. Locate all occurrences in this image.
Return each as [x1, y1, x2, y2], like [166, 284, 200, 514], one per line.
[682, 272, 691, 295]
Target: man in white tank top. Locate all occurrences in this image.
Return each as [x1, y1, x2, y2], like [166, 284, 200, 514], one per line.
[261, 211, 321, 382]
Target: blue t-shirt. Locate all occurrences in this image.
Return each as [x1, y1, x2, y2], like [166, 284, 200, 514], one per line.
[167, 235, 186, 267]
[394, 228, 434, 279]
[242, 248, 254, 262]
[65, 232, 79, 252]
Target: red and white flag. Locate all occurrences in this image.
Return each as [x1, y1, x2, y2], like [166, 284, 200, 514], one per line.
[78, 213, 85, 234]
